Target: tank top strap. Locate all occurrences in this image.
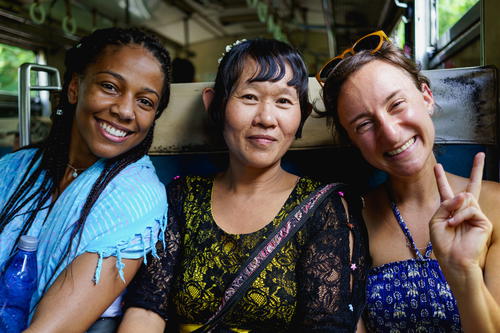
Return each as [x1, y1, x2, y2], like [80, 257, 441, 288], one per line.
[389, 200, 433, 260]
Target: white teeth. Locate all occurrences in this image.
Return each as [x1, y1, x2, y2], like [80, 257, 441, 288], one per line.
[387, 137, 415, 156]
[99, 122, 127, 137]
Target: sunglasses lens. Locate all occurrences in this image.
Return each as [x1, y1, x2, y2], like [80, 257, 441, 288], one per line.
[353, 35, 381, 53]
[319, 58, 343, 82]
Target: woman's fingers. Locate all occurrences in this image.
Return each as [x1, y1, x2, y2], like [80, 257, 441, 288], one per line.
[466, 152, 485, 199]
[441, 193, 490, 230]
[438, 193, 467, 217]
[435, 192, 476, 221]
[434, 163, 454, 202]
[435, 153, 484, 202]
[446, 205, 485, 227]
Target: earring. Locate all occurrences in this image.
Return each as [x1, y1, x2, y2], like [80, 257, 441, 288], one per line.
[56, 109, 63, 116]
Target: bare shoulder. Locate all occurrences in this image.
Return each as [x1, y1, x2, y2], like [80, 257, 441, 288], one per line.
[479, 180, 500, 228]
[481, 181, 500, 301]
[363, 185, 387, 226]
[447, 171, 500, 212]
[480, 179, 500, 197]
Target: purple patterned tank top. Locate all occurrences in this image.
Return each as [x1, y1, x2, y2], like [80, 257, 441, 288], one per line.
[364, 200, 462, 332]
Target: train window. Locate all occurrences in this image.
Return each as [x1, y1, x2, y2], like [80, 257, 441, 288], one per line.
[426, 0, 480, 69]
[392, 18, 406, 50]
[0, 42, 50, 152]
[0, 42, 50, 122]
[437, 0, 478, 37]
[0, 43, 37, 95]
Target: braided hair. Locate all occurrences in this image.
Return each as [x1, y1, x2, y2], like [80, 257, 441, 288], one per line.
[0, 27, 171, 284]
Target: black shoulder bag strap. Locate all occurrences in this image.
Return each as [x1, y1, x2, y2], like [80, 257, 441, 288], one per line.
[193, 183, 344, 333]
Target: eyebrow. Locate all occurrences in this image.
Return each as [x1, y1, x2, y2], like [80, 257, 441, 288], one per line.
[96, 70, 160, 99]
[384, 90, 402, 104]
[349, 112, 371, 125]
[274, 86, 297, 97]
[348, 89, 402, 125]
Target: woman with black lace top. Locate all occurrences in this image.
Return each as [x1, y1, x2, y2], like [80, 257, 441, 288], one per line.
[118, 38, 369, 332]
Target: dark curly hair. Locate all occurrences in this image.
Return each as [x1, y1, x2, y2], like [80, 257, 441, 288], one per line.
[0, 27, 171, 291]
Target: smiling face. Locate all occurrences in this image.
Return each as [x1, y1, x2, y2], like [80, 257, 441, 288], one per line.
[68, 44, 163, 164]
[338, 60, 436, 177]
[222, 58, 301, 170]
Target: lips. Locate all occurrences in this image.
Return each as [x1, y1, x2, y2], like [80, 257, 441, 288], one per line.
[386, 137, 416, 157]
[247, 134, 277, 146]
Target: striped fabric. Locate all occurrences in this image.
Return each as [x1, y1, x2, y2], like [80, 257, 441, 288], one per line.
[0, 149, 167, 314]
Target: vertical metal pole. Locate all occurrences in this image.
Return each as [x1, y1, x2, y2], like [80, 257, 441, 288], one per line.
[18, 65, 31, 148]
[17, 64, 62, 147]
[125, 0, 130, 25]
[430, 0, 438, 49]
[321, 0, 336, 58]
[414, 0, 431, 68]
[184, 16, 190, 50]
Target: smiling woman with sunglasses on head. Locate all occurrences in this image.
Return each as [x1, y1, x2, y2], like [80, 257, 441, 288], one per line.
[318, 31, 500, 332]
[0, 27, 171, 332]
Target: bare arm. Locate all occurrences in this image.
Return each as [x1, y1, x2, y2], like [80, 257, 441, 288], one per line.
[431, 153, 500, 332]
[24, 253, 142, 333]
[451, 179, 500, 333]
[356, 317, 367, 333]
[118, 307, 165, 333]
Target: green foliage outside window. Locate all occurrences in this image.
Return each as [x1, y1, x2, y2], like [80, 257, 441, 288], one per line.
[438, 0, 478, 37]
[0, 44, 37, 95]
[394, 19, 405, 49]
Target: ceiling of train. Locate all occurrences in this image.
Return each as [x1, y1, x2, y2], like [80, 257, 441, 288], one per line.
[112, 0, 404, 51]
[4, 0, 405, 54]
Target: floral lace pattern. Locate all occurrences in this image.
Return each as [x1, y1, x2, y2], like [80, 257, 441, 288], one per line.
[125, 176, 369, 332]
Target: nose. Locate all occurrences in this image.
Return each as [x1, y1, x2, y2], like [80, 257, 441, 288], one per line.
[252, 100, 277, 128]
[110, 95, 135, 121]
[377, 114, 400, 144]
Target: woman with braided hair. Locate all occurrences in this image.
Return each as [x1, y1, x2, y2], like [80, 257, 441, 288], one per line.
[0, 27, 171, 332]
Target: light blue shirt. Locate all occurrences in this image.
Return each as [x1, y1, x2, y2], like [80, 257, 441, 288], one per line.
[0, 149, 167, 314]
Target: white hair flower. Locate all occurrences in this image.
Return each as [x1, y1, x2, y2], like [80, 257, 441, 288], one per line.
[218, 39, 247, 63]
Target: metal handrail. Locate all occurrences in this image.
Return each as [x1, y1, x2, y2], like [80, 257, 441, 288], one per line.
[18, 63, 62, 147]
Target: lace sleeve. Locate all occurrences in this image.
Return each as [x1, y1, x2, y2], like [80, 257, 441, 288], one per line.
[296, 189, 369, 332]
[123, 178, 186, 319]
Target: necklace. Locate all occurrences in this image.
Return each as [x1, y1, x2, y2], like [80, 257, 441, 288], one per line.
[67, 163, 86, 178]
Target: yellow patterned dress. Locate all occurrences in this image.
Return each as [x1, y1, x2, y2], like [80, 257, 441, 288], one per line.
[125, 175, 369, 332]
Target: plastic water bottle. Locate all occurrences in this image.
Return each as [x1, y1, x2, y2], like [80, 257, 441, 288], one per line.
[0, 235, 38, 333]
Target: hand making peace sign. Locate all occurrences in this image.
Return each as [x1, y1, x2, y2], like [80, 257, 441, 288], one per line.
[430, 152, 493, 271]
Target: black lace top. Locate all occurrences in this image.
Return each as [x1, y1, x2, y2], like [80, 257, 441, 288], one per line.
[125, 176, 369, 332]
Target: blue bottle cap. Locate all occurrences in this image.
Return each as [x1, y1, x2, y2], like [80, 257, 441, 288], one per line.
[18, 235, 38, 251]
